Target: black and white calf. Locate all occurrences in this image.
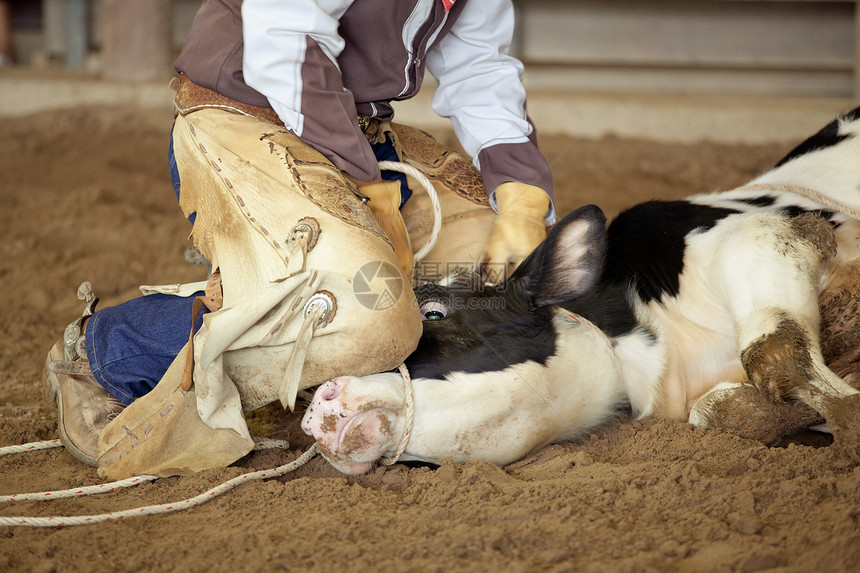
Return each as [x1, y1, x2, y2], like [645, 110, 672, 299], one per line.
[302, 107, 860, 474]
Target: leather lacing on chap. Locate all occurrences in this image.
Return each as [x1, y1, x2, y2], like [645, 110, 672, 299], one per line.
[278, 162, 433, 464]
[173, 77, 439, 467]
[179, 222, 337, 412]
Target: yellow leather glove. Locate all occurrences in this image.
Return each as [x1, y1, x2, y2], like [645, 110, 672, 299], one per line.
[359, 180, 413, 280]
[483, 182, 550, 281]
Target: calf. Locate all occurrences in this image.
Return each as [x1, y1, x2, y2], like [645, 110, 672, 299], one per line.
[302, 107, 860, 474]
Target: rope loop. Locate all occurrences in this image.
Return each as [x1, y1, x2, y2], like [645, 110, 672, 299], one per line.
[377, 160, 442, 262]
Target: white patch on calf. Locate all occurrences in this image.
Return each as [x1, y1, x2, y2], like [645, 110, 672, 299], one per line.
[400, 311, 625, 465]
[611, 322, 666, 419]
[707, 214, 825, 349]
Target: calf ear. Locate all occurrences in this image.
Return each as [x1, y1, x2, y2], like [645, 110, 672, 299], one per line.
[512, 204, 607, 307]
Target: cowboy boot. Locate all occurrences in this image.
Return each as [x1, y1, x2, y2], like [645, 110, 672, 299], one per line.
[43, 282, 125, 465]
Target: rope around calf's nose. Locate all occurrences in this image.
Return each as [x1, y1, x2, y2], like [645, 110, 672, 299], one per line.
[381, 363, 415, 466]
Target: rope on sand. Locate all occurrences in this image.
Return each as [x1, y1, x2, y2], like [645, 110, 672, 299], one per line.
[0, 438, 317, 527]
[0, 445, 318, 527]
[0, 439, 64, 455]
[1, 357, 415, 526]
[0, 475, 159, 503]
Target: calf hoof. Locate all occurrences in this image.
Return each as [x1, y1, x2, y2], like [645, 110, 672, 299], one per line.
[827, 393, 860, 463]
[689, 382, 822, 444]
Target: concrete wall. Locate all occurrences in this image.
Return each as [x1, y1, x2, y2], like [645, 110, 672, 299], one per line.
[7, 0, 860, 97]
[515, 0, 858, 97]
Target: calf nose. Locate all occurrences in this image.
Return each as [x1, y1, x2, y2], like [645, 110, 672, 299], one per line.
[301, 378, 348, 436]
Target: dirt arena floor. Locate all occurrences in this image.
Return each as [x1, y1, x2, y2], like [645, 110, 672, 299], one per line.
[2, 104, 859, 572]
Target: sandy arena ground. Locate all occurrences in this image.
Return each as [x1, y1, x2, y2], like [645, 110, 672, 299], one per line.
[1, 75, 859, 572]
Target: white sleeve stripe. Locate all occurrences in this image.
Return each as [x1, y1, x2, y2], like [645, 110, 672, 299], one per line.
[241, 0, 355, 135]
[426, 0, 531, 160]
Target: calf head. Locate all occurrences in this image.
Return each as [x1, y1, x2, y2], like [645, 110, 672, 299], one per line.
[302, 206, 626, 474]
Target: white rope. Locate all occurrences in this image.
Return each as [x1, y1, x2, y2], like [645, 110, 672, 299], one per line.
[249, 437, 293, 451]
[0, 439, 63, 455]
[0, 445, 318, 527]
[380, 363, 414, 466]
[0, 475, 159, 503]
[377, 160, 441, 262]
[371, 160, 432, 461]
[0, 436, 315, 527]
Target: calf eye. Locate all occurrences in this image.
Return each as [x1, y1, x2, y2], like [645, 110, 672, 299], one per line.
[420, 301, 448, 321]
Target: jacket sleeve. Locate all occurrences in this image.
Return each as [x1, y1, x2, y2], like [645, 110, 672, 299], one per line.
[241, 0, 381, 181]
[426, 0, 555, 224]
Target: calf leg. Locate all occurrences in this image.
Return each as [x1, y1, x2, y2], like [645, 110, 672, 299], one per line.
[740, 313, 855, 412]
[690, 285, 860, 445]
[690, 312, 860, 444]
[706, 213, 859, 457]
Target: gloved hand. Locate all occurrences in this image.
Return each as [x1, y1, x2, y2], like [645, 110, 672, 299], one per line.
[483, 182, 550, 281]
[359, 180, 413, 280]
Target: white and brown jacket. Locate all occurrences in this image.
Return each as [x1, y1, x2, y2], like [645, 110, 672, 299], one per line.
[175, 0, 555, 223]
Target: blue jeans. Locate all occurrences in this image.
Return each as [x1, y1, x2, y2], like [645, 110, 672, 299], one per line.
[86, 292, 204, 406]
[373, 137, 411, 208]
[86, 127, 406, 405]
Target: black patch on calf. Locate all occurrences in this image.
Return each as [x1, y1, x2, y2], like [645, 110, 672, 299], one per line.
[603, 201, 740, 303]
[735, 195, 776, 208]
[774, 105, 858, 168]
[406, 281, 559, 380]
[779, 206, 839, 227]
[559, 283, 639, 339]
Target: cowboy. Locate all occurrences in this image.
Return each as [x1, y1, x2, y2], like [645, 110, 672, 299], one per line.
[45, 0, 556, 479]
